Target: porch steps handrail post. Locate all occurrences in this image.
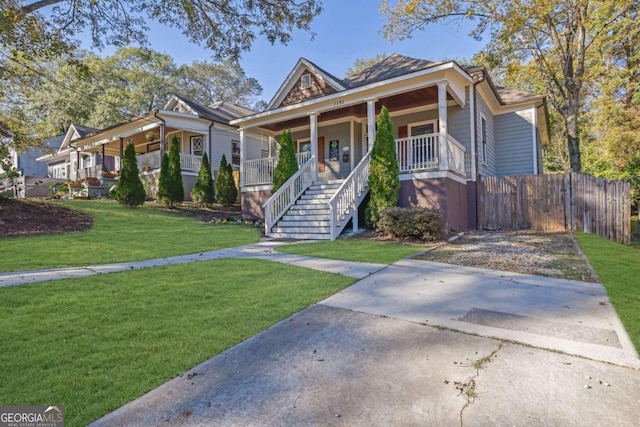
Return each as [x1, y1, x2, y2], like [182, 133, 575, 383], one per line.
[328, 150, 372, 240]
[262, 155, 316, 235]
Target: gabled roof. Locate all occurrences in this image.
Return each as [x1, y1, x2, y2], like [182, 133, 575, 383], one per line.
[165, 96, 255, 125]
[266, 58, 347, 110]
[59, 124, 100, 151]
[341, 53, 438, 89]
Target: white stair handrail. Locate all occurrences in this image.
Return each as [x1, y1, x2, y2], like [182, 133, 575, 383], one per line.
[263, 155, 316, 235]
[328, 150, 372, 240]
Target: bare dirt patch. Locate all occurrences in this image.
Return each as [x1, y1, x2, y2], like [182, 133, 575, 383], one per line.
[413, 230, 598, 282]
[0, 198, 93, 237]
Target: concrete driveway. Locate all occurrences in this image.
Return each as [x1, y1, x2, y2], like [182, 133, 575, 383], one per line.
[91, 259, 640, 427]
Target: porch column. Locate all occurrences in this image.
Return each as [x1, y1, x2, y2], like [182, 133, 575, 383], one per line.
[239, 128, 246, 188]
[101, 144, 105, 170]
[159, 123, 166, 158]
[119, 137, 124, 171]
[366, 99, 376, 152]
[309, 113, 318, 179]
[438, 82, 449, 170]
[349, 120, 355, 170]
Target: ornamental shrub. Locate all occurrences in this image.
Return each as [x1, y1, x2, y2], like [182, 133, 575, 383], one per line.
[216, 154, 238, 205]
[113, 141, 145, 207]
[377, 206, 445, 241]
[366, 106, 400, 227]
[157, 135, 184, 207]
[156, 152, 170, 205]
[191, 152, 215, 206]
[272, 129, 298, 192]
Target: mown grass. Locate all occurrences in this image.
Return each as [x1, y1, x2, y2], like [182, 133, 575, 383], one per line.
[575, 232, 640, 351]
[277, 237, 426, 264]
[0, 200, 260, 272]
[0, 259, 355, 426]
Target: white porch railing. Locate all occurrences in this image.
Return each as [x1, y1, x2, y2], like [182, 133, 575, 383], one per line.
[395, 133, 467, 176]
[136, 151, 202, 172]
[396, 133, 439, 172]
[447, 136, 466, 177]
[78, 165, 102, 179]
[243, 152, 313, 186]
[137, 151, 161, 170]
[180, 153, 202, 171]
[263, 155, 316, 234]
[328, 150, 371, 240]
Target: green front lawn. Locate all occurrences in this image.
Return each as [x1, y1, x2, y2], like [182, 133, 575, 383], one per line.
[277, 237, 426, 265]
[0, 200, 260, 272]
[575, 232, 640, 351]
[0, 259, 355, 426]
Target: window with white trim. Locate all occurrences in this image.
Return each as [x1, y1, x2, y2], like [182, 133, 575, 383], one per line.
[408, 120, 438, 136]
[300, 73, 311, 90]
[481, 116, 488, 164]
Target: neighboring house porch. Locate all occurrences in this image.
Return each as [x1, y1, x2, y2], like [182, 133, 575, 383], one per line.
[71, 96, 254, 200]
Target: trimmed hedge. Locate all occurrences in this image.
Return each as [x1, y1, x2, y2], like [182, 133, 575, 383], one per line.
[378, 206, 445, 241]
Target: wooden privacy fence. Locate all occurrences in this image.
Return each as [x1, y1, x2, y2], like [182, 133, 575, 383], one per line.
[478, 173, 632, 244]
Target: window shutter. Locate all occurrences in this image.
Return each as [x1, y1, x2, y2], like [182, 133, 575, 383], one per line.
[398, 125, 408, 138]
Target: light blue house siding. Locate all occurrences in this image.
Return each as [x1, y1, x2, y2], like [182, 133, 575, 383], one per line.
[495, 109, 537, 176]
[476, 95, 496, 177]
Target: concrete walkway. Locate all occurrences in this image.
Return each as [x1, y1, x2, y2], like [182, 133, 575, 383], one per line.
[3, 242, 639, 425]
[0, 241, 386, 287]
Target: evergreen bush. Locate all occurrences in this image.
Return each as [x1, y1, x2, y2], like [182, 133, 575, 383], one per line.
[157, 136, 184, 207]
[366, 106, 400, 227]
[216, 154, 238, 205]
[191, 152, 215, 206]
[378, 206, 445, 241]
[156, 152, 171, 205]
[113, 141, 145, 207]
[272, 129, 298, 192]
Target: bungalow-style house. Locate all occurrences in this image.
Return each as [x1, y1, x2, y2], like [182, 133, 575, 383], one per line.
[232, 53, 549, 240]
[68, 96, 258, 199]
[37, 124, 104, 180]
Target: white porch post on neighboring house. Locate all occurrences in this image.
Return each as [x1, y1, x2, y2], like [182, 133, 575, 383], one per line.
[119, 137, 124, 171]
[366, 99, 376, 151]
[349, 120, 355, 170]
[309, 113, 319, 180]
[159, 122, 166, 157]
[239, 128, 246, 188]
[437, 82, 449, 171]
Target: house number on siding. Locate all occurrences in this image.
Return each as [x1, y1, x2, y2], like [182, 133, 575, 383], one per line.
[333, 100, 345, 107]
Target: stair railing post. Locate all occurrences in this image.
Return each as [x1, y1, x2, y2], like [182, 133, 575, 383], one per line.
[352, 177, 358, 232]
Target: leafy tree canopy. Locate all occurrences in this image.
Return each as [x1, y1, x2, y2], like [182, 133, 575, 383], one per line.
[2, 0, 322, 61]
[381, 0, 635, 172]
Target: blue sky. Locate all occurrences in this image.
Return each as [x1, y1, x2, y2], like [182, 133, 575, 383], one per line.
[80, 1, 487, 103]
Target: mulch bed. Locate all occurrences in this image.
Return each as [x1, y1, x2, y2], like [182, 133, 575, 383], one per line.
[0, 198, 93, 237]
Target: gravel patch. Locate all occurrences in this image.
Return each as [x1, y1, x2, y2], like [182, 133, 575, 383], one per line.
[413, 230, 598, 282]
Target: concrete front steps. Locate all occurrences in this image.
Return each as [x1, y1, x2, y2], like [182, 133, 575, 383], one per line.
[268, 180, 344, 240]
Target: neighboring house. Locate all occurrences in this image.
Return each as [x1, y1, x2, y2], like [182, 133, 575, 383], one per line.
[2, 134, 64, 178]
[37, 124, 104, 181]
[231, 53, 549, 240]
[70, 95, 257, 199]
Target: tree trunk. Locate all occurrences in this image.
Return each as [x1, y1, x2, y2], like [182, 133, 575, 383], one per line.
[565, 110, 581, 172]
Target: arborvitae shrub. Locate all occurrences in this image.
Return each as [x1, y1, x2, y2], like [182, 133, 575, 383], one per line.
[216, 154, 237, 205]
[272, 129, 298, 192]
[191, 152, 215, 206]
[113, 141, 146, 207]
[366, 106, 400, 227]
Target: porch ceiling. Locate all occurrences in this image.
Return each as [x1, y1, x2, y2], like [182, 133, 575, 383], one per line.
[260, 86, 450, 132]
[85, 126, 180, 155]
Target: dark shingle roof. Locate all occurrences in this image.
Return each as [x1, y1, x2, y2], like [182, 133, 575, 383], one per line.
[73, 125, 100, 138]
[173, 96, 255, 124]
[341, 53, 437, 88]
